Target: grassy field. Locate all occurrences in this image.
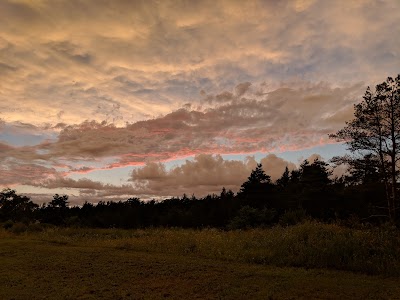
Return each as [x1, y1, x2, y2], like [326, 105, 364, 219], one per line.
[1, 223, 400, 299]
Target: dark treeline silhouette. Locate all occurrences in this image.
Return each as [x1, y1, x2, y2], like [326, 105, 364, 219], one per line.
[0, 158, 391, 229]
[1, 75, 399, 229]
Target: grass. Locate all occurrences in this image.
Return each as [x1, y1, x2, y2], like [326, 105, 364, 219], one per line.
[1, 223, 400, 299]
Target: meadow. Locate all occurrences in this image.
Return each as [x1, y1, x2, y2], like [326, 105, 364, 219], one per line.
[1, 222, 400, 299]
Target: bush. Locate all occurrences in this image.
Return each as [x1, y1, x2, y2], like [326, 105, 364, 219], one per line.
[65, 216, 81, 227]
[228, 206, 275, 229]
[10, 222, 28, 234]
[27, 222, 45, 232]
[2, 220, 14, 230]
[279, 209, 308, 226]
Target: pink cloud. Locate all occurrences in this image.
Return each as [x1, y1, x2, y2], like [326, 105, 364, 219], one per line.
[1, 82, 361, 191]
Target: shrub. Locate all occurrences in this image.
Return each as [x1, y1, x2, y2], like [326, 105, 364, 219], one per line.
[279, 209, 308, 226]
[228, 206, 275, 229]
[27, 222, 45, 232]
[3, 220, 14, 230]
[10, 222, 28, 234]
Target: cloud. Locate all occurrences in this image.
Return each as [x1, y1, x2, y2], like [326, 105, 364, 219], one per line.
[235, 82, 252, 97]
[0, 161, 59, 187]
[36, 81, 362, 164]
[0, 81, 363, 189]
[305, 153, 323, 163]
[3, 150, 336, 202]
[0, 0, 398, 127]
[17, 153, 298, 200]
[0, 120, 58, 146]
[260, 154, 297, 181]
[1, 0, 399, 199]
[130, 154, 297, 197]
[37, 177, 137, 199]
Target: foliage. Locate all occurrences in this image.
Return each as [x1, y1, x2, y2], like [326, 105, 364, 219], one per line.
[228, 206, 276, 229]
[279, 209, 308, 226]
[240, 163, 271, 190]
[0, 189, 38, 223]
[276, 166, 290, 188]
[238, 163, 274, 208]
[330, 75, 400, 221]
[49, 194, 69, 208]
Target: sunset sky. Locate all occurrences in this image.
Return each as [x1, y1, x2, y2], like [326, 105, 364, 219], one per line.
[1, 0, 399, 204]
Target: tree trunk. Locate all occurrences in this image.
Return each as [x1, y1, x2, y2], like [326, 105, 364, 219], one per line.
[391, 154, 397, 221]
[390, 91, 397, 221]
[378, 151, 392, 220]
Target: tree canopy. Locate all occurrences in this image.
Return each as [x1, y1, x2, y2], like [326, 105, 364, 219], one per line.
[330, 75, 400, 221]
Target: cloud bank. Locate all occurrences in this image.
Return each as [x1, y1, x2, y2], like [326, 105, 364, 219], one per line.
[1, 82, 360, 182]
[0, 0, 398, 126]
[33, 153, 297, 199]
[1, 0, 398, 200]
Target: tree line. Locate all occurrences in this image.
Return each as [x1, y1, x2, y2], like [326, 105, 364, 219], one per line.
[0, 157, 390, 229]
[1, 75, 399, 229]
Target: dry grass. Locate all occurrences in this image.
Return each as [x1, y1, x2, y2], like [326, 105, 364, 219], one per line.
[1, 223, 400, 299]
[26, 222, 400, 275]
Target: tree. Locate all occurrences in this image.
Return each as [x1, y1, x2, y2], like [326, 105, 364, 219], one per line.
[299, 159, 332, 188]
[296, 159, 333, 218]
[41, 194, 69, 225]
[330, 75, 400, 221]
[331, 154, 382, 185]
[0, 189, 38, 222]
[238, 164, 272, 207]
[276, 166, 290, 188]
[49, 194, 69, 208]
[239, 163, 271, 193]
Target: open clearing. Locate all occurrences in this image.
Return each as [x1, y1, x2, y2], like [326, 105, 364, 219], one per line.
[1, 228, 400, 299]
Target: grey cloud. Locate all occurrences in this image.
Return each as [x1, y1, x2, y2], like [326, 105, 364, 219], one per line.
[0, 161, 59, 187]
[130, 154, 297, 198]
[113, 75, 143, 90]
[35, 176, 139, 201]
[305, 154, 323, 163]
[47, 41, 93, 65]
[0, 62, 17, 75]
[260, 154, 297, 181]
[215, 91, 234, 103]
[235, 82, 252, 97]
[39, 177, 131, 191]
[0, 1, 40, 25]
[204, 81, 252, 104]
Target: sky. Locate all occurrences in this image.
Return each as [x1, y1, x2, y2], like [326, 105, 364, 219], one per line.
[1, 0, 399, 204]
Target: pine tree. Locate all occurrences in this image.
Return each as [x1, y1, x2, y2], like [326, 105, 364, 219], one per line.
[277, 166, 290, 188]
[330, 75, 400, 221]
[239, 163, 271, 194]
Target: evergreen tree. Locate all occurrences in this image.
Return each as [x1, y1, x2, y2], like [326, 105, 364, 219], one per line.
[276, 166, 290, 188]
[239, 163, 271, 193]
[238, 164, 271, 208]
